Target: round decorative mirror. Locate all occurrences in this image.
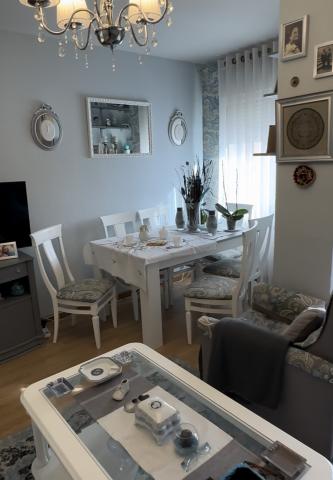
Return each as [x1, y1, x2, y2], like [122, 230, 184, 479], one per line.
[31, 104, 62, 151]
[168, 111, 187, 146]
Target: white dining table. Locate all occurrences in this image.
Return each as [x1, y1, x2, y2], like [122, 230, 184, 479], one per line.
[90, 228, 244, 349]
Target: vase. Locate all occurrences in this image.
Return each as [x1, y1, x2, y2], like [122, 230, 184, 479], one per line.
[206, 211, 217, 235]
[226, 217, 237, 231]
[186, 202, 200, 232]
[175, 207, 185, 229]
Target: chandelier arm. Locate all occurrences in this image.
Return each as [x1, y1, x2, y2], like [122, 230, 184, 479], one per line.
[130, 23, 148, 47]
[93, 0, 103, 24]
[73, 21, 94, 50]
[39, 7, 96, 36]
[117, 0, 169, 27]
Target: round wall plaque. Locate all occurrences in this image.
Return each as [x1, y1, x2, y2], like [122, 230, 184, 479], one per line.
[168, 111, 187, 146]
[287, 108, 325, 150]
[293, 165, 316, 188]
[31, 104, 62, 151]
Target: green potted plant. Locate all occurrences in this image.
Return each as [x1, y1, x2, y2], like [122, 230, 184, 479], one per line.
[215, 167, 248, 231]
[215, 203, 248, 231]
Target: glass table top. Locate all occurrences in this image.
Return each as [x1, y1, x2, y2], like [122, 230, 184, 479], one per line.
[40, 349, 303, 480]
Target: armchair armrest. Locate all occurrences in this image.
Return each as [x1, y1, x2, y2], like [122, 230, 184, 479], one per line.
[287, 347, 333, 384]
[252, 283, 325, 325]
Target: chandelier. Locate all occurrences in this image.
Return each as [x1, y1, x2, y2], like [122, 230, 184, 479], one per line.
[19, 0, 173, 67]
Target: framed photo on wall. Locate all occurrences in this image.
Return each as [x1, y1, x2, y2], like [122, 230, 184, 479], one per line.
[277, 92, 333, 163]
[314, 41, 333, 79]
[280, 15, 309, 61]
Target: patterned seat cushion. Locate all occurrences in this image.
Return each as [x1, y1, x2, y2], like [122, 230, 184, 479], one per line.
[57, 278, 114, 303]
[184, 275, 238, 300]
[203, 258, 241, 278]
[205, 247, 243, 263]
[253, 283, 325, 324]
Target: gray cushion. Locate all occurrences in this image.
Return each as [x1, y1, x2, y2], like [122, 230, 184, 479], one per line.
[205, 247, 243, 263]
[57, 278, 114, 303]
[184, 275, 238, 300]
[203, 258, 241, 278]
[283, 307, 326, 346]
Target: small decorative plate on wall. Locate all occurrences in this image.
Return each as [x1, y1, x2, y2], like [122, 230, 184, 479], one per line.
[293, 165, 316, 187]
[168, 110, 187, 146]
[31, 104, 62, 151]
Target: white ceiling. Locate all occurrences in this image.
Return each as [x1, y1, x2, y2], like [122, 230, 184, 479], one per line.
[0, 0, 279, 63]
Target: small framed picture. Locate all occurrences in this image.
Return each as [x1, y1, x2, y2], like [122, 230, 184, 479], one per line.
[280, 15, 309, 61]
[277, 92, 333, 163]
[314, 41, 333, 78]
[0, 241, 18, 261]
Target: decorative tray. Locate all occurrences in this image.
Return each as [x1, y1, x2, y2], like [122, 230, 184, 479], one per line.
[79, 357, 122, 383]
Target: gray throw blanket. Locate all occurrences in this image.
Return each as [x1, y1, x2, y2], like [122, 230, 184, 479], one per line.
[207, 318, 290, 408]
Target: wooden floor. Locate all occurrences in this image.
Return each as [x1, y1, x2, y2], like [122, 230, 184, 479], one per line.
[0, 283, 200, 438]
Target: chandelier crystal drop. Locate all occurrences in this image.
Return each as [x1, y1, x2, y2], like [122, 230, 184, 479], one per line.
[20, 0, 172, 62]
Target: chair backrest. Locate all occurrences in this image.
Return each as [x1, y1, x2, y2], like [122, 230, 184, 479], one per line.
[30, 224, 74, 299]
[249, 213, 274, 280]
[232, 223, 258, 315]
[138, 206, 168, 230]
[100, 211, 138, 238]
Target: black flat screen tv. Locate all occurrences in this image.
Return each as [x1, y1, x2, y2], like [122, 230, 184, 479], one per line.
[0, 182, 32, 248]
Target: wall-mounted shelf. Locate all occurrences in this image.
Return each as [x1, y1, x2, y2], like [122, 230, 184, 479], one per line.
[253, 125, 276, 157]
[92, 125, 130, 130]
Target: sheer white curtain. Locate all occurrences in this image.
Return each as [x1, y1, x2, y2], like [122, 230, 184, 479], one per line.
[218, 43, 277, 217]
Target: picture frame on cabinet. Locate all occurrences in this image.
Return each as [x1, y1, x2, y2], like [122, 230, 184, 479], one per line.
[280, 15, 309, 62]
[0, 242, 18, 261]
[314, 41, 333, 79]
[276, 92, 333, 163]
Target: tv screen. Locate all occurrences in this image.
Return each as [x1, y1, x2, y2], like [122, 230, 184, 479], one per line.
[0, 182, 32, 248]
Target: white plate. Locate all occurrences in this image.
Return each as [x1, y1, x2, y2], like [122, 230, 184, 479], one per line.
[79, 357, 122, 383]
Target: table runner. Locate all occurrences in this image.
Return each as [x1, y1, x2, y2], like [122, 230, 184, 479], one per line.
[97, 385, 232, 480]
[90, 229, 242, 290]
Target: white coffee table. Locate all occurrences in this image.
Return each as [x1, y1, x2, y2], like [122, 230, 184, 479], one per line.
[21, 343, 333, 480]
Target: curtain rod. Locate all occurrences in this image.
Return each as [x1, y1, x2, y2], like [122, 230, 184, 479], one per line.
[223, 47, 275, 66]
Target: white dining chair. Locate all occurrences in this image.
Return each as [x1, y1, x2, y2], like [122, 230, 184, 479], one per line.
[138, 206, 173, 308]
[203, 214, 274, 285]
[138, 206, 196, 308]
[99, 211, 140, 321]
[138, 206, 168, 230]
[31, 224, 116, 349]
[184, 223, 258, 344]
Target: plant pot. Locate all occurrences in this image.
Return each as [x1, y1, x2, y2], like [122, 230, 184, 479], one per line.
[226, 217, 237, 231]
[186, 202, 200, 232]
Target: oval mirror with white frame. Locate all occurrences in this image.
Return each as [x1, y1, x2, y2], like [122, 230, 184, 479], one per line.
[31, 104, 62, 151]
[86, 97, 152, 158]
[168, 110, 187, 146]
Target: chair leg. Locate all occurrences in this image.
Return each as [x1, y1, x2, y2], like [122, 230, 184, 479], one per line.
[92, 315, 101, 349]
[186, 310, 193, 345]
[131, 288, 139, 322]
[111, 287, 118, 329]
[53, 305, 59, 344]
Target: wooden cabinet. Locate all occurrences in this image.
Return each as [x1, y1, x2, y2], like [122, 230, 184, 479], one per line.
[0, 253, 43, 362]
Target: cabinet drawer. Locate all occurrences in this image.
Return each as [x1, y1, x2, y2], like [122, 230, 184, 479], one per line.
[0, 262, 28, 284]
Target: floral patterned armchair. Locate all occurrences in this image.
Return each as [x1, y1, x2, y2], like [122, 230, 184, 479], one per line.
[199, 283, 333, 460]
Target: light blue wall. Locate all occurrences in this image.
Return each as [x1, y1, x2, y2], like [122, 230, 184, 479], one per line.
[0, 31, 202, 315]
